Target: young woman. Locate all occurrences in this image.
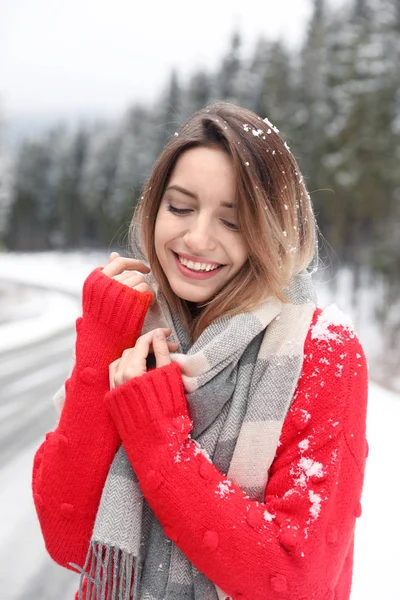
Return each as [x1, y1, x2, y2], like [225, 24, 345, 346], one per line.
[32, 101, 368, 600]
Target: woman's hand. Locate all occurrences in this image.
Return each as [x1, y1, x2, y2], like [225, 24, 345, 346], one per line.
[102, 252, 156, 304]
[109, 328, 179, 390]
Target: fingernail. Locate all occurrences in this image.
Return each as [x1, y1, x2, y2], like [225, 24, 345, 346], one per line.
[155, 330, 165, 340]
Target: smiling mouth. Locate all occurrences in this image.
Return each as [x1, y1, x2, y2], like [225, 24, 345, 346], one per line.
[173, 252, 224, 272]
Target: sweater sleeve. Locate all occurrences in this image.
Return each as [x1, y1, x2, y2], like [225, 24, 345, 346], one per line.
[32, 267, 152, 571]
[105, 312, 368, 600]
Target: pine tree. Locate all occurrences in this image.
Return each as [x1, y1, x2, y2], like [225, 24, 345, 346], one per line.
[183, 70, 211, 116]
[55, 126, 90, 248]
[322, 0, 397, 271]
[241, 37, 272, 114]
[0, 109, 13, 248]
[78, 124, 123, 246]
[255, 40, 296, 134]
[217, 31, 242, 100]
[295, 0, 330, 227]
[353, 0, 370, 19]
[111, 104, 161, 248]
[6, 130, 64, 250]
[156, 70, 183, 152]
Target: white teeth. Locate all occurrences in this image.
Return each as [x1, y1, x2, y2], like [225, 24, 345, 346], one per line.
[177, 255, 220, 272]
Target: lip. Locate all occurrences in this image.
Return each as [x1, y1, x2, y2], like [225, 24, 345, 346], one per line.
[174, 251, 223, 267]
[172, 251, 225, 280]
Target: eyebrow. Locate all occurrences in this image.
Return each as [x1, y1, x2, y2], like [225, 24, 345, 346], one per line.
[165, 185, 236, 209]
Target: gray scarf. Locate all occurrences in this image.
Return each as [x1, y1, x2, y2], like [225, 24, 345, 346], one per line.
[55, 271, 316, 599]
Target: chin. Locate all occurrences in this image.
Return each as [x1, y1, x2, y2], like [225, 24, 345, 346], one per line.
[173, 288, 214, 304]
[169, 280, 216, 304]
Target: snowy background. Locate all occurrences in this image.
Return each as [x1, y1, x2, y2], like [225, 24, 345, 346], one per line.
[0, 250, 399, 599]
[1, 0, 399, 596]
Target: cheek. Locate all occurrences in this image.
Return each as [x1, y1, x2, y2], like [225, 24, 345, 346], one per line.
[231, 239, 248, 270]
[154, 212, 178, 258]
[155, 210, 178, 238]
[154, 217, 165, 261]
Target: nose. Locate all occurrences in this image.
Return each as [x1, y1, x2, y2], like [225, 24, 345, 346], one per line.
[182, 216, 217, 253]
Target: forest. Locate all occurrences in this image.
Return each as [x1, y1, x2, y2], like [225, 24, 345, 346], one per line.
[1, 0, 399, 383]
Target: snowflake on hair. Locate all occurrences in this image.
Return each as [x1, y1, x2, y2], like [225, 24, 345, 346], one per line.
[263, 117, 280, 134]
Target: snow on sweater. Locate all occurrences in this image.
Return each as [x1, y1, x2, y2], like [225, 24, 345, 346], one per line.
[32, 267, 368, 600]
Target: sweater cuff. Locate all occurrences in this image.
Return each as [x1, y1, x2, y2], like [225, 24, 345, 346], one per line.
[105, 362, 192, 451]
[82, 267, 153, 334]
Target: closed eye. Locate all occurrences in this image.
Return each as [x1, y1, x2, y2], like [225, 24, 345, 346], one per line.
[222, 220, 239, 231]
[167, 204, 192, 215]
[167, 204, 239, 232]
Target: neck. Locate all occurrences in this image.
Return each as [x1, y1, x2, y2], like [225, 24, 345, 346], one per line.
[186, 301, 202, 319]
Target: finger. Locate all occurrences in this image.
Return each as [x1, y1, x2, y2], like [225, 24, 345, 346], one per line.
[114, 270, 144, 281]
[130, 328, 172, 366]
[148, 340, 179, 353]
[107, 252, 120, 264]
[168, 341, 180, 350]
[115, 328, 173, 382]
[116, 328, 164, 380]
[113, 272, 145, 287]
[133, 328, 172, 352]
[117, 339, 151, 382]
[112, 332, 177, 387]
[103, 258, 150, 277]
[134, 282, 156, 303]
[109, 358, 120, 390]
[102, 257, 150, 277]
[152, 329, 173, 368]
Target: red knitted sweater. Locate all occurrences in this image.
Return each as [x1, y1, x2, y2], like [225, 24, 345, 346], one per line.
[32, 267, 368, 600]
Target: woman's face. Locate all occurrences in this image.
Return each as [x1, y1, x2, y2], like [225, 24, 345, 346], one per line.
[154, 146, 248, 304]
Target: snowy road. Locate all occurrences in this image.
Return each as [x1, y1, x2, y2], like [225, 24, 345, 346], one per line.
[0, 281, 82, 599]
[0, 252, 104, 599]
[0, 251, 399, 600]
[0, 439, 81, 600]
[0, 327, 75, 470]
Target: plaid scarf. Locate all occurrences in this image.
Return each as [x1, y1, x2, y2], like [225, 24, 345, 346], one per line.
[56, 270, 316, 599]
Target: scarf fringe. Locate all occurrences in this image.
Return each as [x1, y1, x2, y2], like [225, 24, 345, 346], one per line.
[70, 541, 135, 600]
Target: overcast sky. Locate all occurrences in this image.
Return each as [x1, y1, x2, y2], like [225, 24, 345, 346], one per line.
[0, 0, 346, 121]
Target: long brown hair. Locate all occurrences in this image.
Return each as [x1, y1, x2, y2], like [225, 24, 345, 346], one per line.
[129, 101, 317, 342]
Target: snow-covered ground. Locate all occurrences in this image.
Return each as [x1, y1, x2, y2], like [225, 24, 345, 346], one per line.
[0, 251, 398, 599]
[0, 250, 107, 351]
